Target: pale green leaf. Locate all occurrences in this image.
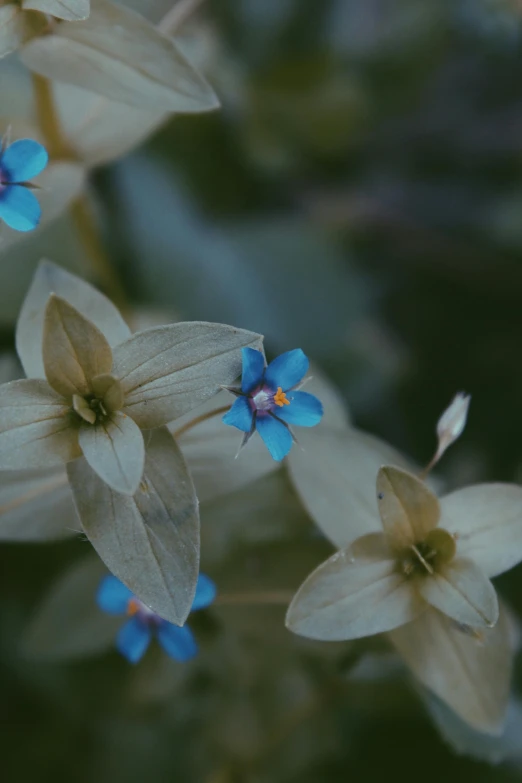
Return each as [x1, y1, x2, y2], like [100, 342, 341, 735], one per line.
[0, 466, 77, 541]
[113, 322, 263, 429]
[16, 259, 130, 379]
[20, 0, 219, 112]
[390, 605, 513, 734]
[78, 411, 145, 496]
[67, 427, 199, 625]
[419, 558, 498, 628]
[43, 295, 113, 398]
[0, 4, 46, 58]
[22, 0, 90, 21]
[440, 483, 522, 578]
[0, 378, 80, 469]
[23, 556, 120, 660]
[376, 466, 440, 551]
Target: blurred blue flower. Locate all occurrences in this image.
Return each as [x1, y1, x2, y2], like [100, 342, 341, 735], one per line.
[97, 573, 216, 664]
[223, 347, 323, 461]
[0, 138, 48, 232]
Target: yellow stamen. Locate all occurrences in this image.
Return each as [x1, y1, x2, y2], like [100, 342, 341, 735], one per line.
[274, 387, 291, 407]
[127, 598, 140, 616]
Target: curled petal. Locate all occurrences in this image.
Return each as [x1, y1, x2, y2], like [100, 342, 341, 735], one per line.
[264, 349, 309, 391]
[0, 184, 41, 231]
[97, 574, 133, 615]
[376, 466, 440, 551]
[116, 616, 151, 664]
[241, 347, 265, 393]
[419, 558, 499, 628]
[275, 391, 323, 427]
[222, 397, 253, 433]
[0, 139, 48, 183]
[157, 622, 198, 662]
[191, 574, 217, 611]
[256, 414, 293, 461]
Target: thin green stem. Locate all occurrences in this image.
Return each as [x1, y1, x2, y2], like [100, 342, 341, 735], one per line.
[172, 404, 231, 438]
[158, 0, 208, 35]
[215, 591, 295, 606]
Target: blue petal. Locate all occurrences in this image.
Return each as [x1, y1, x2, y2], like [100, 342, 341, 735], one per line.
[264, 349, 309, 391]
[0, 185, 41, 231]
[157, 622, 198, 662]
[222, 396, 254, 432]
[275, 391, 323, 427]
[1, 139, 48, 182]
[256, 414, 293, 461]
[191, 573, 217, 611]
[116, 617, 151, 664]
[96, 575, 134, 615]
[241, 347, 265, 393]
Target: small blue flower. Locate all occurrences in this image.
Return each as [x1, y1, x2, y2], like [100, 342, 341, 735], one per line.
[97, 573, 216, 664]
[222, 348, 323, 461]
[0, 138, 48, 232]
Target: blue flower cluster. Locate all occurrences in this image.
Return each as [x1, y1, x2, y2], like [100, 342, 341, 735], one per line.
[223, 347, 323, 460]
[97, 573, 216, 664]
[0, 138, 48, 232]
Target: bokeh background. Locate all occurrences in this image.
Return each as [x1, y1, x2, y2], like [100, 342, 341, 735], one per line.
[3, 0, 522, 780]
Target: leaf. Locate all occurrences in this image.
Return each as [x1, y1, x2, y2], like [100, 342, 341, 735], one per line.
[389, 605, 513, 734]
[440, 483, 522, 578]
[22, 0, 90, 21]
[113, 322, 264, 429]
[376, 466, 440, 551]
[78, 411, 145, 496]
[0, 378, 80, 469]
[419, 558, 498, 628]
[287, 426, 411, 550]
[43, 295, 113, 398]
[20, 0, 219, 112]
[0, 466, 77, 541]
[286, 541, 423, 641]
[0, 4, 46, 59]
[23, 556, 121, 660]
[16, 260, 130, 379]
[67, 427, 199, 625]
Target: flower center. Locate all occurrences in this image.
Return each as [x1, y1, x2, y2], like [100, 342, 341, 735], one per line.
[251, 386, 291, 411]
[126, 596, 158, 623]
[399, 527, 456, 577]
[274, 387, 290, 407]
[72, 374, 124, 425]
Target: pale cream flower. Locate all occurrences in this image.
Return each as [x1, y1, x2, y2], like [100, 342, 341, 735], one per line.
[0, 1, 89, 58]
[286, 427, 522, 734]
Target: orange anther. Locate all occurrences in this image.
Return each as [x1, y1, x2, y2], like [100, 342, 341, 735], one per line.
[127, 598, 140, 616]
[274, 387, 291, 407]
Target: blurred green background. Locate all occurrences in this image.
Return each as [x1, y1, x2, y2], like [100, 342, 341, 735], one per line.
[4, 0, 522, 780]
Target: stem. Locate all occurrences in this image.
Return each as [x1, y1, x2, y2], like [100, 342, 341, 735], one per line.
[158, 0, 207, 35]
[32, 74, 73, 159]
[172, 404, 231, 438]
[215, 590, 295, 606]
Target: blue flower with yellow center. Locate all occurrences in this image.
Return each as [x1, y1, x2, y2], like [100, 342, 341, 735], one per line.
[0, 138, 48, 232]
[97, 573, 216, 664]
[223, 347, 323, 461]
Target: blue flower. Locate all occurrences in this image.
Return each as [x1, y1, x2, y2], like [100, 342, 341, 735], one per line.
[222, 348, 323, 461]
[97, 573, 216, 664]
[0, 138, 48, 232]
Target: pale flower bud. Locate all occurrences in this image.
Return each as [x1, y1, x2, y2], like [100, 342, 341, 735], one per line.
[434, 392, 471, 464]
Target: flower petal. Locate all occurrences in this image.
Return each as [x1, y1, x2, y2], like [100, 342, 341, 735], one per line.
[264, 349, 309, 391]
[439, 484, 522, 578]
[0, 184, 41, 232]
[241, 347, 265, 393]
[222, 397, 253, 433]
[191, 573, 217, 611]
[256, 414, 293, 461]
[43, 295, 113, 399]
[0, 378, 80, 469]
[0, 139, 48, 183]
[78, 412, 145, 496]
[156, 622, 198, 662]
[419, 558, 498, 628]
[16, 260, 131, 380]
[116, 616, 151, 663]
[390, 605, 513, 734]
[114, 322, 263, 429]
[286, 543, 424, 641]
[96, 574, 133, 615]
[21, 0, 90, 22]
[275, 390, 323, 427]
[67, 427, 199, 626]
[376, 466, 440, 551]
